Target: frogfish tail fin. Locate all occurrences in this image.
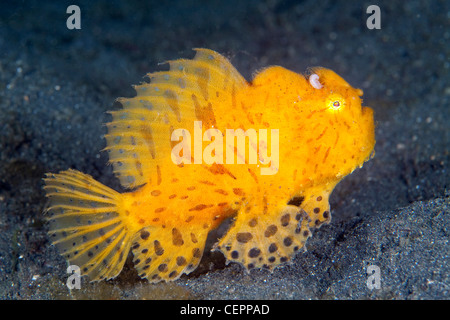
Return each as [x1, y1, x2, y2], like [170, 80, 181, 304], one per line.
[43, 169, 132, 281]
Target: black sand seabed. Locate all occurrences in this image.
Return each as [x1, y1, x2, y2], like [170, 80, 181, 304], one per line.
[0, 0, 448, 299]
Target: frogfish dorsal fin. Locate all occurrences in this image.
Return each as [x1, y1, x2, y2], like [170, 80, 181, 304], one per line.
[104, 48, 248, 189]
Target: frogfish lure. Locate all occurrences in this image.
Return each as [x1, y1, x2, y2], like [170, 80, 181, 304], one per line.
[43, 49, 375, 282]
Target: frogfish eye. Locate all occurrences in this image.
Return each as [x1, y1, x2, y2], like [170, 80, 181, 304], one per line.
[332, 101, 340, 109]
[327, 94, 345, 112]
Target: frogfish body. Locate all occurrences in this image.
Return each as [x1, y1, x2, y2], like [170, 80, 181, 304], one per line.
[43, 49, 375, 282]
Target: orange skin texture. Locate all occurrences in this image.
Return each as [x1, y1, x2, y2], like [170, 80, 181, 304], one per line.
[122, 64, 375, 234]
[43, 49, 375, 282]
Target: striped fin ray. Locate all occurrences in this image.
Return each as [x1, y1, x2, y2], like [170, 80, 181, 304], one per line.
[104, 48, 248, 189]
[43, 169, 133, 281]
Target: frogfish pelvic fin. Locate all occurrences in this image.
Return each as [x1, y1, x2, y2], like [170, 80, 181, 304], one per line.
[43, 48, 375, 282]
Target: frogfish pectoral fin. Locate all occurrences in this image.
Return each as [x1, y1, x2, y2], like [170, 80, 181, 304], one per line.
[130, 224, 210, 282]
[216, 203, 312, 271]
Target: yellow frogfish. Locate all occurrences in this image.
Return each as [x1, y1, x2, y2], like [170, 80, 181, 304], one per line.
[43, 48, 375, 282]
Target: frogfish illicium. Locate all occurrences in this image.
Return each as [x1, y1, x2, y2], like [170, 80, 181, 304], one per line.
[43, 48, 375, 282]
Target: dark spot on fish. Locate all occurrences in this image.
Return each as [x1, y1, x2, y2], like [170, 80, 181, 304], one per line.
[236, 232, 253, 243]
[264, 225, 277, 237]
[140, 230, 150, 240]
[248, 248, 261, 258]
